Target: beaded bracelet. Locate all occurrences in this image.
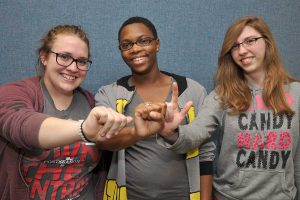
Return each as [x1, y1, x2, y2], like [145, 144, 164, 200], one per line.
[78, 120, 92, 143]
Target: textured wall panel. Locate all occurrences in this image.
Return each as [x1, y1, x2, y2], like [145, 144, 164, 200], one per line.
[1, 0, 299, 93]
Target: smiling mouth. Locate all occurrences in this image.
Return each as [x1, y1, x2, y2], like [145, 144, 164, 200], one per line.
[131, 57, 145, 61]
[62, 74, 76, 81]
[241, 57, 253, 65]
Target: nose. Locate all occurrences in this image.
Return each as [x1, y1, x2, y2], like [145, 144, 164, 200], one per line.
[238, 45, 248, 55]
[130, 43, 142, 53]
[66, 61, 79, 72]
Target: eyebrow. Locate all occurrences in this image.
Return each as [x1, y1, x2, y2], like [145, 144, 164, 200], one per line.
[120, 35, 154, 42]
[56, 52, 89, 60]
[235, 35, 261, 43]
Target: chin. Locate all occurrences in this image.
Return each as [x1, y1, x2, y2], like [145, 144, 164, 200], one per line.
[130, 67, 152, 76]
[61, 83, 78, 93]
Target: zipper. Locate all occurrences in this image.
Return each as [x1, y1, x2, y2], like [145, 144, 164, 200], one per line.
[122, 88, 136, 114]
[251, 88, 268, 142]
[18, 152, 30, 200]
[251, 89, 257, 114]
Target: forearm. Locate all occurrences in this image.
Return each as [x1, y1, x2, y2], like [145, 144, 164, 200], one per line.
[39, 117, 81, 149]
[157, 125, 210, 154]
[200, 175, 213, 200]
[96, 127, 142, 151]
[97, 108, 166, 151]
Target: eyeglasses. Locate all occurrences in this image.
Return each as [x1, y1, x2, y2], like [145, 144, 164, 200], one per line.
[231, 36, 265, 52]
[119, 37, 157, 51]
[49, 50, 92, 71]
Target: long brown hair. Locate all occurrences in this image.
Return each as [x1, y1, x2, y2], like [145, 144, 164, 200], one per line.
[215, 16, 298, 115]
[36, 25, 90, 75]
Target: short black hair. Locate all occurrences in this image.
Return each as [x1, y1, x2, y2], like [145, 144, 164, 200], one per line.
[118, 16, 158, 41]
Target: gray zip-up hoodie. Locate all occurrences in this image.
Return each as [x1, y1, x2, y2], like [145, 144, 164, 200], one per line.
[167, 82, 300, 200]
[95, 71, 215, 200]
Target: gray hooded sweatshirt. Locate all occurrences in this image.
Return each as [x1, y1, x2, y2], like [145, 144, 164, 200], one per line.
[95, 72, 215, 200]
[163, 82, 300, 200]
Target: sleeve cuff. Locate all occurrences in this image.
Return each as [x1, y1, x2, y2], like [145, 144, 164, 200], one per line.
[200, 161, 213, 175]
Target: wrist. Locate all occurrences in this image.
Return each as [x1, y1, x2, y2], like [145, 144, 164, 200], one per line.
[131, 126, 146, 141]
[161, 127, 179, 144]
[78, 120, 94, 143]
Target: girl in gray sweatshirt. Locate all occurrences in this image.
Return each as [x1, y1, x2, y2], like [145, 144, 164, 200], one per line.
[160, 16, 300, 200]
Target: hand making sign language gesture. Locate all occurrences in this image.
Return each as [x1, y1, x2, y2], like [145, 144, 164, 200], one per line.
[159, 82, 193, 142]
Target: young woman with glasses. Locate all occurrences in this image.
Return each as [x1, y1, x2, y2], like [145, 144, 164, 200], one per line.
[95, 16, 215, 200]
[0, 24, 167, 200]
[161, 16, 300, 200]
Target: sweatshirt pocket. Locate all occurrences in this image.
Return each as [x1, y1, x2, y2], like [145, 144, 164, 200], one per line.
[227, 170, 293, 200]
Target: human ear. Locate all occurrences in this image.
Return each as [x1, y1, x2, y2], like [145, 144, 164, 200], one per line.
[40, 52, 48, 66]
[156, 38, 160, 52]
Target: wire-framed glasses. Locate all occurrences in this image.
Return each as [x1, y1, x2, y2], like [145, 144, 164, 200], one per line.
[231, 36, 265, 52]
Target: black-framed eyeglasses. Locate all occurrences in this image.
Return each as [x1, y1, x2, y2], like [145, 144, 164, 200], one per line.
[49, 50, 92, 71]
[119, 37, 157, 51]
[231, 36, 265, 52]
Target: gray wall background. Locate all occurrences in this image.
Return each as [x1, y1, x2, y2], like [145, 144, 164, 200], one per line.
[1, 0, 299, 94]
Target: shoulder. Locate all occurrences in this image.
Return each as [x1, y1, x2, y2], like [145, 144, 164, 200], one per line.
[204, 89, 222, 106]
[1, 76, 40, 87]
[96, 81, 120, 96]
[163, 71, 206, 95]
[286, 82, 300, 97]
[289, 81, 300, 89]
[183, 78, 207, 105]
[0, 76, 45, 113]
[0, 76, 42, 95]
[186, 77, 206, 92]
[95, 76, 134, 106]
[179, 76, 207, 98]
[167, 72, 208, 108]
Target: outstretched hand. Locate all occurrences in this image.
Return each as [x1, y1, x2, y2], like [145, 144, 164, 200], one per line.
[91, 103, 166, 150]
[83, 106, 132, 142]
[160, 82, 193, 139]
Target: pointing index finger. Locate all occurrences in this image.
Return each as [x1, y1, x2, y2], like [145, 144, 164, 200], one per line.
[171, 82, 179, 109]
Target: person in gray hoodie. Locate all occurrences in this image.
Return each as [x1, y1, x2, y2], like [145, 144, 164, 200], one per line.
[160, 16, 300, 200]
[95, 16, 215, 200]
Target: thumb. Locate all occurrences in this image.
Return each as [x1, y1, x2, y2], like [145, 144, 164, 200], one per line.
[126, 116, 133, 124]
[179, 101, 193, 117]
[149, 111, 164, 121]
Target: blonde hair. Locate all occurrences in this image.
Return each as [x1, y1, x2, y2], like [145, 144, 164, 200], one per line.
[215, 16, 298, 114]
[36, 25, 90, 75]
